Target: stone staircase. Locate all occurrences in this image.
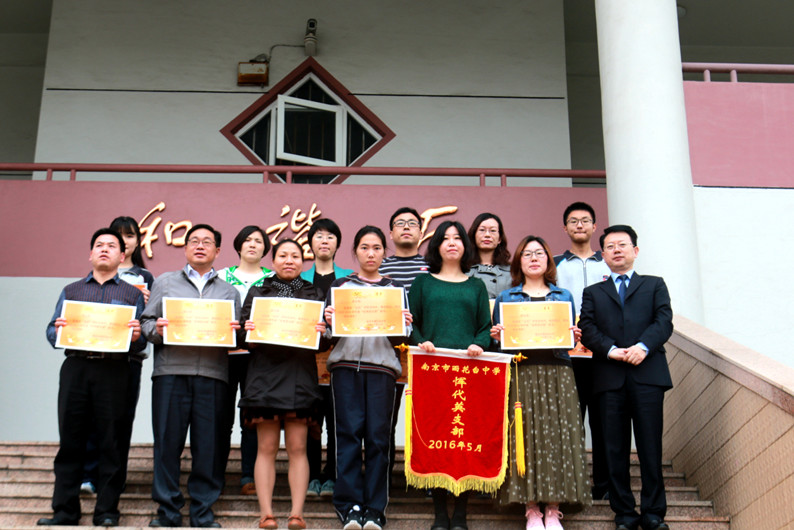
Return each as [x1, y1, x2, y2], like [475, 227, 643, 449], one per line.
[0, 442, 729, 529]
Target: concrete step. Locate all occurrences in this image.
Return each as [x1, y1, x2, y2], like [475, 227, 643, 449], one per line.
[0, 443, 730, 530]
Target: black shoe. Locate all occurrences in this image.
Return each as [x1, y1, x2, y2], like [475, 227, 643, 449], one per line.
[95, 518, 118, 527]
[641, 521, 669, 530]
[343, 505, 365, 530]
[431, 514, 449, 530]
[616, 525, 635, 530]
[149, 517, 180, 527]
[362, 508, 386, 530]
[195, 522, 221, 528]
[37, 517, 79, 526]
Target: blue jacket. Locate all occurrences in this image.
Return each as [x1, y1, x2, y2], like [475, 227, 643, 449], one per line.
[492, 283, 576, 361]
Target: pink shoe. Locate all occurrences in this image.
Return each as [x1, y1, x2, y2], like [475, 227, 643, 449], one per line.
[525, 503, 544, 530]
[544, 504, 564, 529]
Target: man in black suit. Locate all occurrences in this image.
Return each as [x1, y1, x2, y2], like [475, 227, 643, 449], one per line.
[579, 225, 673, 530]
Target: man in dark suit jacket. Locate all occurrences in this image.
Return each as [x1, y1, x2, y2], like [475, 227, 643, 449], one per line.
[579, 225, 673, 530]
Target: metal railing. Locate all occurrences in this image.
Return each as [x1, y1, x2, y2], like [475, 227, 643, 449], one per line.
[683, 61, 794, 82]
[0, 163, 606, 186]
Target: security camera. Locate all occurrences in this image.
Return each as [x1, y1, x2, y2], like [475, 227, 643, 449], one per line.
[304, 18, 318, 56]
[306, 19, 317, 37]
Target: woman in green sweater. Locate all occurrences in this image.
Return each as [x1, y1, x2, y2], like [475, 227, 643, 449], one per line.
[408, 220, 492, 530]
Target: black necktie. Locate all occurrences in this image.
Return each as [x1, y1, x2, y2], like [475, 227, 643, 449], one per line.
[618, 274, 628, 305]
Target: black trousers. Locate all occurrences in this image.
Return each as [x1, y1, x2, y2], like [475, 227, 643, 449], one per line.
[151, 375, 227, 527]
[308, 384, 336, 482]
[52, 356, 130, 524]
[222, 354, 257, 482]
[571, 357, 608, 497]
[598, 377, 667, 528]
[331, 368, 396, 520]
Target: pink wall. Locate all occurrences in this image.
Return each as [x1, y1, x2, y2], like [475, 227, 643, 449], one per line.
[0, 181, 607, 278]
[685, 81, 794, 188]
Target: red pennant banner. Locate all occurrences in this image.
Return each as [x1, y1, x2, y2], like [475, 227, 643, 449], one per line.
[405, 347, 511, 494]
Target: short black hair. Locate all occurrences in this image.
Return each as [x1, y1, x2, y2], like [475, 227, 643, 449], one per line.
[185, 223, 221, 247]
[389, 207, 421, 229]
[308, 219, 343, 256]
[232, 225, 269, 258]
[563, 202, 597, 225]
[424, 220, 474, 274]
[109, 216, 142, 267]
[91, 228, 125, 253]
[271, 238, 303, 260]
[599, 224, 638, 249]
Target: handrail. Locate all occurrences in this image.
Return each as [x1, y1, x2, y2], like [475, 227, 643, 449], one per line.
[682, 61, 794, 83]
[0, 163, 606, 186]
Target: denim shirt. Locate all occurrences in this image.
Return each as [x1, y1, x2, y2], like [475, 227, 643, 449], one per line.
[492, 283, 576, 362]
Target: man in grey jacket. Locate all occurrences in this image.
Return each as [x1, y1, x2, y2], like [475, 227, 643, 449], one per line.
[141, 224, 241, 528]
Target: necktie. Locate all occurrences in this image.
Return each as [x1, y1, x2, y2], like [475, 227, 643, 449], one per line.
[618, 274, 628, 305]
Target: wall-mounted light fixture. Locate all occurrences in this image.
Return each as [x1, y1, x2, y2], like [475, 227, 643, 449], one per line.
[238, 54, 269, 86]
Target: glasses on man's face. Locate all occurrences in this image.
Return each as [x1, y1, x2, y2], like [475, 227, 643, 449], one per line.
[393, 220, 420, 228]
[566, 217, 593, 226]
[521, 250, 547, 259]
[187, 238, 216, 248]
[603, 242, 633, 253]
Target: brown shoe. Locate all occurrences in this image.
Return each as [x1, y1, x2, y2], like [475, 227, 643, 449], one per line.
[241, 482, 256, 495]
[287, 515, 306, 530]
[258, 515, 277, 529]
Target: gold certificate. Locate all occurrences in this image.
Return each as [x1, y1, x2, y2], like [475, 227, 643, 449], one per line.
[245, 297, 324, 350]
[499, 301, 574, 350]
[55, 300, 136, 353]
[331, 286, 406, 337]
[163, 298, 236, 348]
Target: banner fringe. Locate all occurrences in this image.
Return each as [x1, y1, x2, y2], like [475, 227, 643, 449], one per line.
[404, 347, 512, 496]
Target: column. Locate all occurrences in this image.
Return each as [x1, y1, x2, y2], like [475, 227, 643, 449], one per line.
[595, 0, 703, 321]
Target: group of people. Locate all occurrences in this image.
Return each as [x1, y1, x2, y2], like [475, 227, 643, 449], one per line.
[39, 202, 674, 530]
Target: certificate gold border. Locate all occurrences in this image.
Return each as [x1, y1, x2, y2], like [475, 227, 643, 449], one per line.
[330, 286, 406, 337]
[245, 297, 324, 350]
[499, 301, 574, 350]
[55, 300, 135, 353]
[163, 297, 236, 348]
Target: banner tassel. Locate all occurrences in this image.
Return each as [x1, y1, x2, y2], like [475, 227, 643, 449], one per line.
[513, 353, 526, 477]
[514, 401, 526, 477]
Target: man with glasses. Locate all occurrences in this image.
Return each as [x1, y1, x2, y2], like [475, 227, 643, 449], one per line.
[141, 224, 241, 528]
[379, 207, 429, 484]
[553, 201, 611, 499]
[579, 225, 673, 530]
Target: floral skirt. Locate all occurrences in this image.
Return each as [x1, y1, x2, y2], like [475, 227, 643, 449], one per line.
[497, 362, 592, 512]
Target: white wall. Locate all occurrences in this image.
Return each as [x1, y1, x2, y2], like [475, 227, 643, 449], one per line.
[35, 0, 571, 176]
[693, 187, 794, 368]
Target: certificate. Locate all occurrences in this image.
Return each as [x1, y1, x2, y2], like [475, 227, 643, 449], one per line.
[55, 300, 135, 353]
[331, 286, 406, 337]
[163, 298, 236, 348]
[499, 301, 574, 350]
[245, 297, 324, 349]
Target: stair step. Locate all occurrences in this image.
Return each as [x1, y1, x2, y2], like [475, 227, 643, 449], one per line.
[0, 443, 729, 530]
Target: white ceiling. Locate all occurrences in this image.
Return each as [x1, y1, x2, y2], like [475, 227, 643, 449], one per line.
[1, 1, 792, 57]
[564, 0, 794, 49]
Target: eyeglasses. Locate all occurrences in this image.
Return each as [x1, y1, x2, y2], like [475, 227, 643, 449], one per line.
[603, 242, 633, 253]
[187, 238, 216, 248]
[476, 227, 499, 235]
[393, 220, 420, 228]
[566, 217, 593, 226]
[521, 250, 547, 259]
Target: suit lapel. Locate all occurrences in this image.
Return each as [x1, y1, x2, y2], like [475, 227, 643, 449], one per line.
[624, 273, 644, 303]
[600, 277, 622, 307]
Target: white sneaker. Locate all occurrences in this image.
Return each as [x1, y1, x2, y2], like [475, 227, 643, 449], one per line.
[544, 504, 564, 529]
